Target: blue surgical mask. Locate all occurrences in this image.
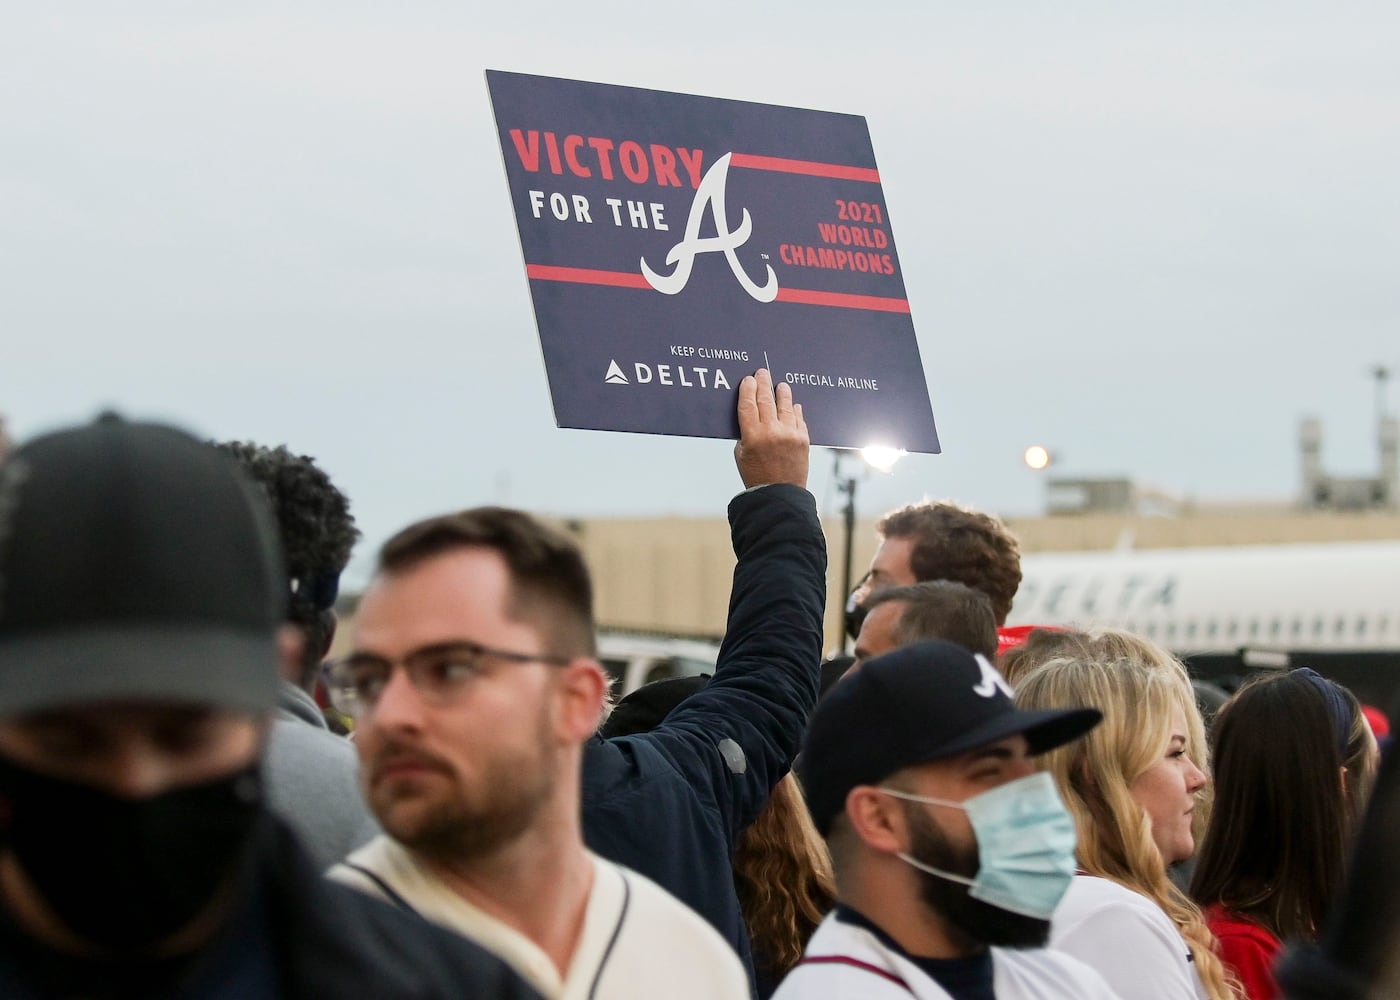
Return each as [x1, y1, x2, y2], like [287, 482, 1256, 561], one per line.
[880, 771, 1077, 920]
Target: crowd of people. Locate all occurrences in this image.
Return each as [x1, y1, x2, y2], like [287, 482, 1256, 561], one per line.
[0, 376, 1395, 998]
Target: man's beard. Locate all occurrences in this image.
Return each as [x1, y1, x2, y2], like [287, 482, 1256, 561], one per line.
[372, 706, 558, 863]
[903, 802, 1052, 949]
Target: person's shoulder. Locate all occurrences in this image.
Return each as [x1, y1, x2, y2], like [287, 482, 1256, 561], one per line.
[992, 947, 1126, 999]
[268, 713, 356, 759]
[590, 859, 749, 996]
[772, 961, 924, 1000]
[1050, 877, 1196, 998]
[772, 914, 932, 1000]
[612, 859, 734, 944]
[1057, 874, 1169, 923]
[582, 732, 693, 806]
[326, 835, 424, 905]
[315, 878, 542, 997]
[1203, 905, 1280, 949]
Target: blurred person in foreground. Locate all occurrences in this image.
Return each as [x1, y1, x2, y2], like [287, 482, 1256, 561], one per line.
[0, 415, 537, 999]
[217, 440, 378, 869]
[1015, 655, 1237, 1000]
[775, 640, 1118, 999]
[328, 370, 816, 998]
[1190, 668, 1378, 1000]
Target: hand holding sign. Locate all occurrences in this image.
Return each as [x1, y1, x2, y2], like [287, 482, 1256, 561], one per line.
[735, 368, 809, 490]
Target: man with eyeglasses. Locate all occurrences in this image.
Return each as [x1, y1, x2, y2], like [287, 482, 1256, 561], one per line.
[326, 370, 815, 999]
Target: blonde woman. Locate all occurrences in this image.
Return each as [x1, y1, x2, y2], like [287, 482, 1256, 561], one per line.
[1015, 655, 1238, 1000]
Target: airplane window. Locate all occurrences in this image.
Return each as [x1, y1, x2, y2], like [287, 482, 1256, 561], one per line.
[1145, 622, 1158, 638]
[1356, 617, 1368, 637]
[1248, 620, 1260, 639]
[1125, 620, 1137, 634]
[1291, 618, 1303, 638]
[1165, 622, 1177, 640]
[1335, 616, 1346, 638]
[1186, 621, 1197, 640]
[1227, 620, 1238, 639]
[1269, 618, 1281, 638]
[1313, 617, 1324, 637]
[1206, 620, 1218, 639]
[1381, 617, 1392, 635]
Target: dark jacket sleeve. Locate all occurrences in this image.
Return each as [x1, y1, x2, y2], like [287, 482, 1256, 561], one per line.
[616, 483, 827, 836]
[580, 484, 826, 987]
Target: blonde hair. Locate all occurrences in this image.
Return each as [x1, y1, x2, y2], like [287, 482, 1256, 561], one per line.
[734, 773, 836, 982]
[1009, 626, 1213, 838]
[1016, 656, 1238, 1000]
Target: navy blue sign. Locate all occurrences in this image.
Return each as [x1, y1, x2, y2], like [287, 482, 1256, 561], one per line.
[486, 69, 940, 453]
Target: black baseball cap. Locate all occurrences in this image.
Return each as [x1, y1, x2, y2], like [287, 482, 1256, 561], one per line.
[599, 674, 710, 739]
[799, 639, 1101, 835]
[0, 414, 285, 716]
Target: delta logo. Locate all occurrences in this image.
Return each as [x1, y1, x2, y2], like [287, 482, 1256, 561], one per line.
[604, 360, 732, 390]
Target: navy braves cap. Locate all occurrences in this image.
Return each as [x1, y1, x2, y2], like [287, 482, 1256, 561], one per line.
[0, 413, 285, 716]
[799, 639, 1101, 835]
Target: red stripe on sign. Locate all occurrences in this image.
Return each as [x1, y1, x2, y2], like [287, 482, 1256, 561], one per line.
[729, 154, 881, 183]
[526, 265, 909, 314]
[776, 288, 911, 313]
[526, 264, 650, 288]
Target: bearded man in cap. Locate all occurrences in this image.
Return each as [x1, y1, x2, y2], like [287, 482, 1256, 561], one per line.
[776, 640, 1121, 999]
[0, 414, 537, 1000]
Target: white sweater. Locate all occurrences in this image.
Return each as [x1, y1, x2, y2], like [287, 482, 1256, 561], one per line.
[1050, 875, 1208, 1000]
[330, 836, 750, 1000]
[773, 911, 1123, 999]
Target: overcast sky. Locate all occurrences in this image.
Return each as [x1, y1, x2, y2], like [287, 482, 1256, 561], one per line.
[4, 2, 1398, 585]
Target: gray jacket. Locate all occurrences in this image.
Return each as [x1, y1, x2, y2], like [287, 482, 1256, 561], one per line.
[264, 681, 379, 870]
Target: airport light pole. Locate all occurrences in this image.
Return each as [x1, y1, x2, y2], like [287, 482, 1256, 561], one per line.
[832, 445, 906, 654]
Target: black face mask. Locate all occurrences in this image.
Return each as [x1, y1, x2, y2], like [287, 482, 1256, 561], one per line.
[0, 752, 263, 953]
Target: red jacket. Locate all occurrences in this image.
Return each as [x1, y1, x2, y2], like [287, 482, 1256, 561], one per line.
[1205, 905, 1282, 1000]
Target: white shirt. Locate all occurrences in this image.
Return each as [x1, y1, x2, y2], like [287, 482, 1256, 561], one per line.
[330, 837, 749, 1000]
[772, 911, 1123, 1000]
[1050, 875, 1208, 1000]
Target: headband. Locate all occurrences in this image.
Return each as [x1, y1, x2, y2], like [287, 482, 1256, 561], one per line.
[1295, 667, 1352, 758]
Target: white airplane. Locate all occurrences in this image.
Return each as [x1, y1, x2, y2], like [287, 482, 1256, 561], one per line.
[1008, 540, 1400, 656]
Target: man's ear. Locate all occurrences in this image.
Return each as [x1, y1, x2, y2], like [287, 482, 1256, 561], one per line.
[556, 659, 609, 742]
[846, 786, 907, 855]
[275, 624, 305, 685]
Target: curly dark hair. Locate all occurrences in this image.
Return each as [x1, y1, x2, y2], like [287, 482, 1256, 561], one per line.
[875, 501, 1022, 624]
[216, 441, 359, 685]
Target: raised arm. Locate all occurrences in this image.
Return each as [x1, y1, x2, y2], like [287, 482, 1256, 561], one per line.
[734, 368, 809, 490]
[650, 368, 828, 834]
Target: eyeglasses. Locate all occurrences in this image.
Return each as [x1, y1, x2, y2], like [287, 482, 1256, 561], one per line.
[324, 640, 572, 719]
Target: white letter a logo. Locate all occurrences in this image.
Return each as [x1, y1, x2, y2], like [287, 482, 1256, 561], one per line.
[640, 153, 778, 303]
